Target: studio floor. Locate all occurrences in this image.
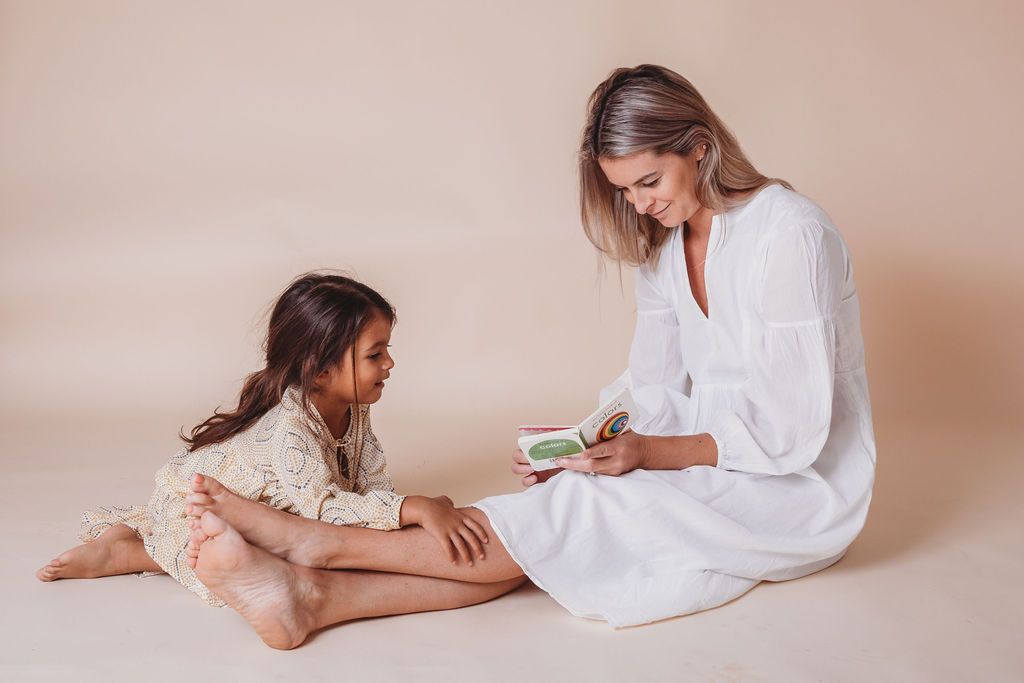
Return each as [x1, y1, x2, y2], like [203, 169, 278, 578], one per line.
[2, 414, 1021, 682]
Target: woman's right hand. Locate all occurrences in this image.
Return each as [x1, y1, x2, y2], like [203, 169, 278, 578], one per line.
[512, 448, 562, 487]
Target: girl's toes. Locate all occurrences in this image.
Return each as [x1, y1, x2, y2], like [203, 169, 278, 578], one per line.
[38, 563, 60, 581]
[187, 493, 214, 506]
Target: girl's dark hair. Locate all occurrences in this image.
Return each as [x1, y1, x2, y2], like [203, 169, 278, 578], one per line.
[182, 272, 395, 452]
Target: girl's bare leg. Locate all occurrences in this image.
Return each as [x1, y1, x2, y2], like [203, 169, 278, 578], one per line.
[192, 512, 527, 650]
[188, 474, 525, 583]
[37, 524, 161, 581]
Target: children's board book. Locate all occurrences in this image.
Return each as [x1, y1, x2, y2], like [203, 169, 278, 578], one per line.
[516, 388, 638, 471]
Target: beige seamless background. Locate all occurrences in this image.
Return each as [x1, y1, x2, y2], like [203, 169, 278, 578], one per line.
[2, 1, 1022, 681]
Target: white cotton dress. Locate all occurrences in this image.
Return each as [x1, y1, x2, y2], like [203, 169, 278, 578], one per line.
[473, 184, 876, 627]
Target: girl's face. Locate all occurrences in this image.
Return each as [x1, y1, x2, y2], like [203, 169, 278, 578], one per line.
[317, 312, 394, 405]
[598, 148, 706, 228]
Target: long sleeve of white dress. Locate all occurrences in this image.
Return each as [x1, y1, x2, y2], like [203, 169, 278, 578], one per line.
[707, 220, 846, 476]
[603, 264, 693, 436]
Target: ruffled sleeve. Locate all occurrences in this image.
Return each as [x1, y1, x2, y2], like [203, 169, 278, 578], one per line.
[708, 220, 846, 475]
[600, 262, 692, 436]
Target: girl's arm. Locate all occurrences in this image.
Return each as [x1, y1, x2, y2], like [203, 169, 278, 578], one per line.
[354, 408, 489, 564]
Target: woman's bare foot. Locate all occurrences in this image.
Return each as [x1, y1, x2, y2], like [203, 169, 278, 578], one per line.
[186, 474, 335, 567]
[192, 512, 326, 650]
[36, 524, 157, 581]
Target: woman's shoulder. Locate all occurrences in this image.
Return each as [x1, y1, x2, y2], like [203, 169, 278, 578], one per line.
[731, 183, 837, 236]
[726, 185, 851, 277]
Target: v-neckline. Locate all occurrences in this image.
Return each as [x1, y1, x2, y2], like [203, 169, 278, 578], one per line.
[679, 213, 721, 322]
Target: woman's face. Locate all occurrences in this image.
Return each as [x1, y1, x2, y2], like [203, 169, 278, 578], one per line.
[598, 149, 706, 228]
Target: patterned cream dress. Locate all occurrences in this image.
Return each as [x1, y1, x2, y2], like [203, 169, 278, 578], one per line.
[80, 386, 405, 606]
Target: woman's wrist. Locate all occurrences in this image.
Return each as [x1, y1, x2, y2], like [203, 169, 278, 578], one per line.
[640, 433, 718, 470]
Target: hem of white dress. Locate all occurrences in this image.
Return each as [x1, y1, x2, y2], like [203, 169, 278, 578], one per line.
[469, 502, 619, 627]
[472, 499, 769, 628]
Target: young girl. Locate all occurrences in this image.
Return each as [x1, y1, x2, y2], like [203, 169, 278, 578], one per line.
[36, 272, 488, 605]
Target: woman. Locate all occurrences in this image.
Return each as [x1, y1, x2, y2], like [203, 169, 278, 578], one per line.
[184, 64, 875, 647]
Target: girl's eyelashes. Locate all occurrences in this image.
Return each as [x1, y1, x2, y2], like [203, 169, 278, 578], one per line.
[367, 346, 391, 360]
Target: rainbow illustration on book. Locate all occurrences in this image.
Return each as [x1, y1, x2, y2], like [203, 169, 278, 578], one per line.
[516, 388, 639, 471]
[599, 412, 630, 441]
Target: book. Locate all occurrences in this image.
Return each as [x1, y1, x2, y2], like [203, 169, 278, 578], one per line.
[516, 388, 639, 471]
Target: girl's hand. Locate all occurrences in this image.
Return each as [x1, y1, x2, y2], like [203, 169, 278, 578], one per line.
[555, 430, 650, 477]
[511, 448, 562, 487]
[401, 496, 489, 566]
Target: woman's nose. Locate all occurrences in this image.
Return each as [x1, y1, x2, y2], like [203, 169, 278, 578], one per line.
[634, 192, 653, 215]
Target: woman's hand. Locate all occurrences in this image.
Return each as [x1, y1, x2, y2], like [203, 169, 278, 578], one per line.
[400, 495, 489, 566]
[511, 448, 562, 487]
[554, 430, 651, 476]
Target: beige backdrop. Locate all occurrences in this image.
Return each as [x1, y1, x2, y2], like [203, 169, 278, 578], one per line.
[4, 1, 1020, 478]
[2, 1, 1022, 679]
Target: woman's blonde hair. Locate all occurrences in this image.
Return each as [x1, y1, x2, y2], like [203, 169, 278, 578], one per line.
[579, 64, 792, 266]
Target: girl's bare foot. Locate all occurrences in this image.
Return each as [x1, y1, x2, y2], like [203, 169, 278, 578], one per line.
[192, 511, 324, 650]
[36, 524, 158, 581]
[185, 474, 234, 519]
[186, 474, 333, 567]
